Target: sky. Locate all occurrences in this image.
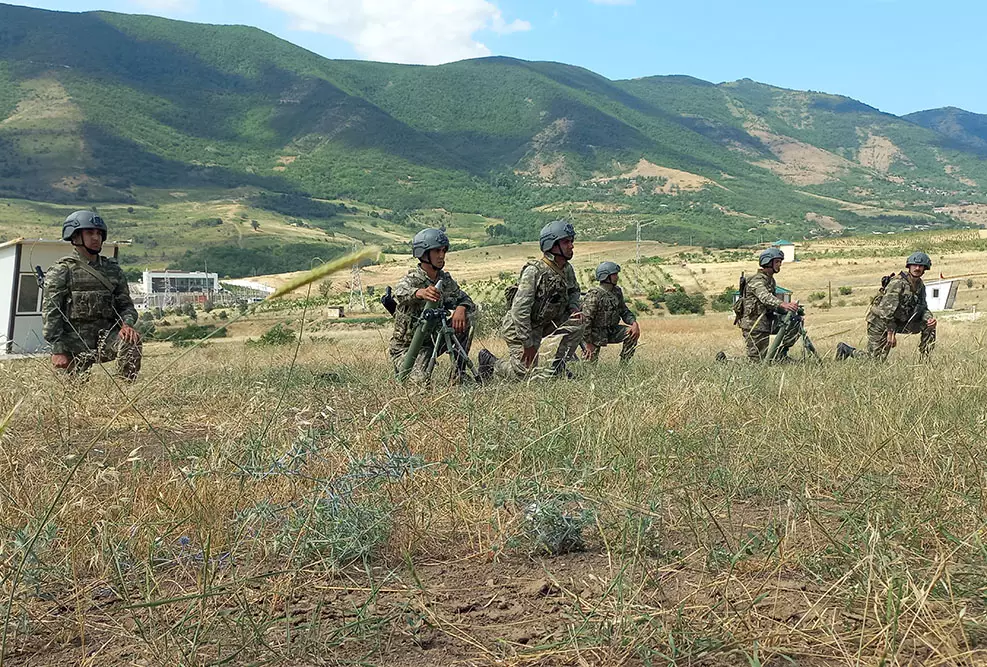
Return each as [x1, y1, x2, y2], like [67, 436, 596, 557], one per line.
[9, 0, 987, 116]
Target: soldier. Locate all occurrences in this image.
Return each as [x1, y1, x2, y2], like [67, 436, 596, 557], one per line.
[836, 252, 937, 361]
[737, 247, 801, 362]
[42, 210, 142, 380]
[388, 228, 475, 383]
[582, 261, 640, 363]
[478, 220, 584, 380]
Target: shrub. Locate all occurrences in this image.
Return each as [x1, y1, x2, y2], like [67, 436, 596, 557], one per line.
[839, 286, 853, 295]
[203, 299, 215, 313]
[664, 288, 706, 315]
[633, 299, 651, 313]
[217, 310, 228, 320]
[808, 292, 826, 302]
[710, 287, 735, 312]
[967, 278, 975, 289]
[253, 323, 296, 346]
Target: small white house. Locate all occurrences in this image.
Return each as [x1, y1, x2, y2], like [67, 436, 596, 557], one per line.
[0, 238, 122, 355]
[772, 240, 796, 263]
[925, 279, 959, 312]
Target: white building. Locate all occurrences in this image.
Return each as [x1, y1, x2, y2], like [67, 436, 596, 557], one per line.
[137, 270, 220, 310]
[925, 279, 959, 312]
[0, 238, 123, 355]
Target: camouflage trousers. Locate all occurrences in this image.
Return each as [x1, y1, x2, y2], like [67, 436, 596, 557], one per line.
[741, 326, 800, 362]
[68, 329, 142, 381]
[586, 325, 637, 363]
[494, 316, 585, 380]
[389, 326, 472, 383]
[866, 318, 936, 360]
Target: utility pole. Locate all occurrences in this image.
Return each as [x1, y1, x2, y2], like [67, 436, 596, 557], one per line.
[635, 220, 642, 294]
[349, 245, 368, 311]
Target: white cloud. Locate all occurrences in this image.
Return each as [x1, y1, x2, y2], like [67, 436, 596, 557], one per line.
[589, 0, 635, 5]
[129, 0, 196, 12]
[259, 0, 532, 65]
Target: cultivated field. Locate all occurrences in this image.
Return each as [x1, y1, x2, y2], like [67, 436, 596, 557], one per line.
[2, 280, 987, 666]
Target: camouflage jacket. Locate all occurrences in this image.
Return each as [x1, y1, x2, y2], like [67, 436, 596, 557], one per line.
[866, 272, 931, 330]
[389, 266, 474, 350]
[582, 284, 636, 345]
[502, 255, 581, 346]
[42, 253, 138, 355]
[739, 269, 784, 333]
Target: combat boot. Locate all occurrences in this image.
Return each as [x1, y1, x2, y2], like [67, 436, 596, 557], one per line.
[551, 359, 575, 379]
[478, 349, 496, 381]
[836, 342, 856, 361]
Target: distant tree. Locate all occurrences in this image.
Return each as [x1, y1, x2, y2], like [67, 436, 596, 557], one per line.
[251, 220, 260, 231]
[318, 280, 333, 297]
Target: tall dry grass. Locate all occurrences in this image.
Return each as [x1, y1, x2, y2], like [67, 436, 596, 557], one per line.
[1, 312, 986, 665]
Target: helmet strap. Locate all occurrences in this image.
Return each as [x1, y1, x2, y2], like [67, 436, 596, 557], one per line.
[71, 234, 100, 258]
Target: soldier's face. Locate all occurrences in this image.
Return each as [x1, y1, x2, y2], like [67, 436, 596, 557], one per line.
[607, 273, 619, 285]
[908, 264, 926, 278]
[427, 247, 447, 269]
[76, 229, 103, 253]
[557, 238, 574, 260]
[771, 258, 783, 273]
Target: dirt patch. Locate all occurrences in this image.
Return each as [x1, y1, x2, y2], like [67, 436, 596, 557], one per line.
[593, 158, 717, 193]
[533, 201, 628, 214]
[856, 131, 909, 173]
[805, 211, 844, 232]
[0, 77, 81, 127]
[519, 119, 576, 184]
[768, 91, 814, 130]
[277, 155, 298, 165]
[935, 203, 987, 226]
[751, 131, 853, 186]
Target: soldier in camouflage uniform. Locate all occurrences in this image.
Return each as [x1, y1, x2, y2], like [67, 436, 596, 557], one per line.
[388, 228, 475, 383]
[42, 210, 142, 379]
[582, 261, 640, 363]
[737, 248, 801, 362]
[836, 252, 937, 361]
[478, 220, 584, 380]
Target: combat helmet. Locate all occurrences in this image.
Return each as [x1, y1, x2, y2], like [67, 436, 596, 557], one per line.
[411, 228, 449, 260]
[905, 251, 932, 269]
[595, 261, 621, 282]
[62, 210, 107, 242]
[539, 219, 576, 253]
[759, 247, 785, 267]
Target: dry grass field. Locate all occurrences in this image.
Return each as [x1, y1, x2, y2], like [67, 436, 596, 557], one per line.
[2, 236, 987, 666]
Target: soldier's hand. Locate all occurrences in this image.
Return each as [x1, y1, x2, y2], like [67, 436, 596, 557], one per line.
[521, 346, 538, 368]
[780, 301, 800, 313]
[628, 321, 641, 341]
[451, 306, 468, 333]
[119, 324, 141, 344]
[570, 310, 583, 322]
[926, 317, 937, 328]
[886, 330, 897, 348]
[583, 343, 597, 359]
[416, 286, 442, 303]
[52, 354, 71, 370]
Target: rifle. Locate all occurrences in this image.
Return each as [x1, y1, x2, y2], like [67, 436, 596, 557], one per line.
[732, 271, 746, 326]
[34, 266, 45, 289]
[765, 306, 820, 362]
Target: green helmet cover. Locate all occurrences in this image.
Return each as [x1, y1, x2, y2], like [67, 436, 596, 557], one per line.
[595, 261, 621, 281]
[905, 251, 932, 269]
[411, 228, 450, 259]
[759, 247, 785, 267]
[62, 210, 107, 242]
[539, 219, 576, 253]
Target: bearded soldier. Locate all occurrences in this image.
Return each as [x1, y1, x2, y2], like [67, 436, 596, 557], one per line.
[479, 220, 584, 380]
[737, 247, 801, 362]
[388, 228, 475, 382]
[42, 210, 142, 379]
[837, 252, 937, 361]
[582, 261, 640, 363]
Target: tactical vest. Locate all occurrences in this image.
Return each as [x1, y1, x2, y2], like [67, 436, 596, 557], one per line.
[63, 257, 118, 323]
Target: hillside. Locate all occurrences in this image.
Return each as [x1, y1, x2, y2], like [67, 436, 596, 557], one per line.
[906, 107, 987, 154]
[1, 2, 987, 274]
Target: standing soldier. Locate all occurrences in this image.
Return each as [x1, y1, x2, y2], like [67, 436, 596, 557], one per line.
[737, 247, 801, 362]
[836, 252, 937, 360]
[479, 220, 584, 380]
[388, 228, 475, 383]
[582, 261, 640, 363]
[42, 210, 142, 379]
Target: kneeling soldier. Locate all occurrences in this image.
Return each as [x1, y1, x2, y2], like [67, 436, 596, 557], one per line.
[43, 210, 142, 380]
[738, 248, 801, 362]
[388, 228, 475, 383]
[582, 261, 640, 363]
[479, 220, 584, 380]
[837, 251, 937, 361]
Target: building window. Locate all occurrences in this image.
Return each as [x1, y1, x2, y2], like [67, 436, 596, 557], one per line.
[932, 288, 940, 298]
[16, 274, 42, 314]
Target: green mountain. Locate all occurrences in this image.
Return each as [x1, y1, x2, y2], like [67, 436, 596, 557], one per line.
[905, 107, 987, 154]
[1, 1, 986, 259]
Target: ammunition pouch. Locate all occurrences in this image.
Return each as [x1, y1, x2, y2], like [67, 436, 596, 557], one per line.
[69, 290, 116, 322]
